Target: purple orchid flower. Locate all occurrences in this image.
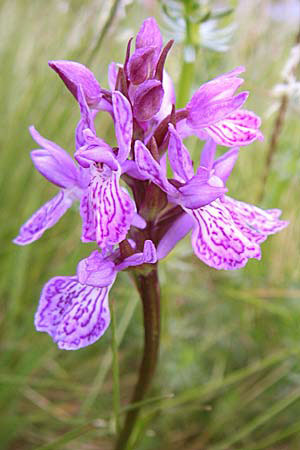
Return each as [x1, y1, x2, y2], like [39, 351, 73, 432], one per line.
[178, 67, 264, 147]
[35, 240, 157, 350]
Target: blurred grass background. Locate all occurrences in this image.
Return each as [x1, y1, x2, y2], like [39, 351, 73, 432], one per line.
[1, 0, 300, 448]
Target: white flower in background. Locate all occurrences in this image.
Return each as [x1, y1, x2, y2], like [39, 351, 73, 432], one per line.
[268, 44, 300, 116]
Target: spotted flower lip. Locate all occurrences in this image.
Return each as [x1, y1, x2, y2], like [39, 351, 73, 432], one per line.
[35, 241, 157, 350]
[14, 16, 288, 350]
[82, 163, 135, 249]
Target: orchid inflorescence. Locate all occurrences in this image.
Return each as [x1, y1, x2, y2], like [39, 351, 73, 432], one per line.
[14, 17, 288, 351]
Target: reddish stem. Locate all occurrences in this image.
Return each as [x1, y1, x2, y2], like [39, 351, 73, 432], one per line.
[115, 265, 161, 450]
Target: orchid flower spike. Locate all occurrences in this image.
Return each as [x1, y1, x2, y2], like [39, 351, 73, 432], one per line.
[14, 17, 288, 349]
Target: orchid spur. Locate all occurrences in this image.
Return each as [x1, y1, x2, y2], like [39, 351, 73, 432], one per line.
[14, 16, 288, 450]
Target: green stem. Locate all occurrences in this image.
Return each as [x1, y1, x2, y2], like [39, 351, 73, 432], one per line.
[176, 7, 199, 108]
[115, 266, 161, 450]
[177, 56, 196, 108]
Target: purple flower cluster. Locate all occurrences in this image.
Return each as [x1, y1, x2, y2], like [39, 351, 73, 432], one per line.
[14, 18, 288, 350]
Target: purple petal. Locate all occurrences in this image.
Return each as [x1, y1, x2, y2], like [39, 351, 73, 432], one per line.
[29, 127, 78, 188]
[89, 165, 135, 248]
[157, 213, 194, 259]
[75, 130, 118, 170]
[76, 166, 90, 190]
[75, 85, 97, 151]
[31, 150, 77, 189]
[77, 251, 116, 287]
[143, 239, 157, 263]
[48, 60, 101, 107]
[80, 190, 96, 243]
[30, 125, 69, 153]
[108, 62, 118, 90]
[121, 160, 149, 180]
[136, 17, 163, 60]
[134, 140, 177, 195]
[212, 147, 239, 183]
[179, 179, 227, 209]
[200, 138, 217, 171]
[116, 240, 157, 271]
[112, 91, 133, 163]
[176, 118, 194, 139]
[228, 109, 262, 129]
[131, 212, 147, 229]
[75, 147, 118, 170]
[176, 119, 210, 142]
[188, 92, 249, 128]
[75, 109, 97, 150]
[188, 200, 261, 270]
[133, 79, 164, 122]
[82, 128, 112, 149]
[128, 47, 156, 85]
[187, 71, 244, 110]
[35, 276, 112, 350]
[265, 208, 282, 219]
[77, 85, 96, 131]
[206, 109, 263, 147]
[195, 166, 211, 182]
[221, 196, 289, 244]
[215, 66, 245, 79]
[168, 124, 194, 182]
[14, 191, 73, 245]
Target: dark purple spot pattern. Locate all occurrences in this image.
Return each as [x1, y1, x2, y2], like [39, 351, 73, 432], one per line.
[35, 276, 111, 350]
[190, 199, 261, 270]
[206, 109, 263, 147]
[221, 196, 289, 244]
[89, 167, 134, 248]
[80, 190, 96, 242]
[14, 191, 73, 245]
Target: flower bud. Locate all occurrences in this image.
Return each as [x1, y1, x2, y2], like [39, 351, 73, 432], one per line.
[133, 80, 164, 122]
[128, 47, 156, 85]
